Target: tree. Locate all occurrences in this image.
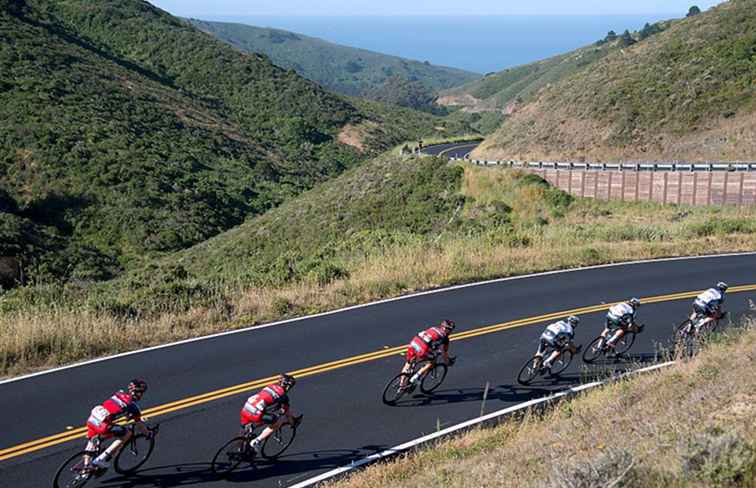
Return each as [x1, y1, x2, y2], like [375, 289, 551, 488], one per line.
[639, 22, 662, 40]
[606, 30, 618, 42]
[619, 30, 637, 47]
[687, 6, 701, 17]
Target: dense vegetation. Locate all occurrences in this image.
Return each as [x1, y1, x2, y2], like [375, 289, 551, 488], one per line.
[475, 0, 756, 161]
[189, 19, 480, 104]
[0, 0, 468, 285]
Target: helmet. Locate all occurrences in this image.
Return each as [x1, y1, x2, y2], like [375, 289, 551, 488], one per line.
[567, 316, 580, 327]
[629, 297, 641, 308]
[278, 373, 296, 390]
[716, 281, 729, 292]
[440, 319, 456, 331]
[128, 378, 148, 398]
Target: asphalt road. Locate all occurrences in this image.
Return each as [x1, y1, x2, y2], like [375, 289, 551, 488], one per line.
[1, 254, 755, 487]
[420, 141, 480, 159]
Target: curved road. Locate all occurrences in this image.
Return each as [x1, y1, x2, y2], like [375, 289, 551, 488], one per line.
[420, 141, 480, 159]
[1, 254, 755, 487]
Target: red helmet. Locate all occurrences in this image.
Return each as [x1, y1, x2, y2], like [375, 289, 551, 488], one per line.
[128, 378, 148, 398]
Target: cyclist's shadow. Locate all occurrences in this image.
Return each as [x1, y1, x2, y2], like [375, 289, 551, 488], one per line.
[98, 448, 370, 487]
[389, 374, 582, 408]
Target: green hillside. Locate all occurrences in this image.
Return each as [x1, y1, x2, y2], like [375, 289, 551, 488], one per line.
[439, 21, 671, 134]
[188, 19, 480, 104]
[475, 0, 756, 161]
[0, 0, 466, 285]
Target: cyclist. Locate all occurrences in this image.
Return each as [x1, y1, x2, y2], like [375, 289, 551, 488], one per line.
[689, 282, 728, 332]
[400, 320, 455, 389]
[241, 373, 301, 454]
[535, 316, 580, 371]
[84, 379, 150, 471]
[599, 298, 643, 352]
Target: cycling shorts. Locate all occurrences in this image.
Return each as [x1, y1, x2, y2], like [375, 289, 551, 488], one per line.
[86, 421, 128, 440]
[406, 343, 431, 363]
[240, 409, 280, 427]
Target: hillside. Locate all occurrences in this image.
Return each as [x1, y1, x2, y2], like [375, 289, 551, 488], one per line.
[330, 320, 756, 488]
[0, 0, 467, 285]
[188, 19, 480, 104]
[474, 0, 756, 162]
[439, 22, 671, 134]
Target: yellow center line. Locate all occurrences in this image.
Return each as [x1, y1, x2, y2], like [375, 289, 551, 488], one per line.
[2, 284, 755, 462]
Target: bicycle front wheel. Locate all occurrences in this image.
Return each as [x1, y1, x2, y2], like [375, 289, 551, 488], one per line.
[613, 332, 636, 356]
[52, 452, 92, 488]
[382, 373, 411, 405]
[549, 350, 573, 376]
[517, 357, 541, 385]
[211, 437, 248, 477]
[114, 434, 155, 474]
[582, 337, 605, 363]
[262, 423, 297, 459]
[420, 363, 448, 394]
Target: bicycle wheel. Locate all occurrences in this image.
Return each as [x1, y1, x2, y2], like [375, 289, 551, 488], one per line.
[582, 337, 605, 364]
[382, 373, 411, 405]
[211, 437, 248, 477]
[549, 350, 573, 376]
[52, 451, 92, 488]
[262, 423, 297, 459]
[675, 319, 694, 341]
[420, 363, 448, 394]
[517, 357, 541, 386]
[613, 332, 636, 356]
[114, 434, 155, 474]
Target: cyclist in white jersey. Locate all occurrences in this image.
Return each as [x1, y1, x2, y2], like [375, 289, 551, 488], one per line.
[690, 282, 728, 331]
[536, 316, 580, 370]
[598, 298, 643, 352]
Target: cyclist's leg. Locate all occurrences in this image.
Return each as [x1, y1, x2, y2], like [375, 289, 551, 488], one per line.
[606, 325, 626, 347]
[250, 413, 282, 448]
[92, 426, 130, 466]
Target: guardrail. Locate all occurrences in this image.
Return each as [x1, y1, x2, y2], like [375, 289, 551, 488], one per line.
[450, 157, 756, 172]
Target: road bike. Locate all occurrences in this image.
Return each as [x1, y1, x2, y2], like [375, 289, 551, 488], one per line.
[211, 415, 301, 477]
[52, 423, 159, 488]
[382, 354, 454, 405]
[582, 324, 644, 363]
[675, 310, 726, 354]
[517, 346, 574, 386]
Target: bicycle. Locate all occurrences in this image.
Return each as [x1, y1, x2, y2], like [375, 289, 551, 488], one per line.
[52, 423, 159, 488]
[211, 415, 302, 477]
[582, 324, 644, 363]
[517, 346, 575, 386]
[675, 310, 726, 354]
[382, 354, 454, 405]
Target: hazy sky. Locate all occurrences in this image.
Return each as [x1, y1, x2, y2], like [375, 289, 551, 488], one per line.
[150, 0, 725, 16]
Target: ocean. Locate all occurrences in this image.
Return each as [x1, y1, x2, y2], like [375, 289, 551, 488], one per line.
[195, 14, 678, 73]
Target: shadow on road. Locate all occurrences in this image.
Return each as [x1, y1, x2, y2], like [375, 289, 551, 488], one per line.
[98, 448, 378, 487]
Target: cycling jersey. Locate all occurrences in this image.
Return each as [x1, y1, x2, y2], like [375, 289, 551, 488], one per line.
[540, 320, 574, 347]
[86, 391, 141, 439]
[240, 384, 290, 426]
[607, 302, 635, 327]
[694, 288, 724, 313]
[406, 326, 449, 363]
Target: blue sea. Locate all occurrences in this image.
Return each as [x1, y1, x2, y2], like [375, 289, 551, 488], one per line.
[197, 15, 678, 73]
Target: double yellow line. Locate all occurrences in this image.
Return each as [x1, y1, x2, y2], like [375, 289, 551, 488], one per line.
[2, 284, 755, 462]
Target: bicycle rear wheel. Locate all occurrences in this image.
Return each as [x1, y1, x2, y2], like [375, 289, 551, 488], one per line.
[262, 424, 297, 459]
[517, 357, 541, 385]
[582, 337, 605, 363]
[382, 373, 411, 405]
[420, 363, 448, 394]
[549, 350, 573, 376]
[52, 451, 92, 488]
[613, 332, 636, 356]
[211, 437, 249, 477]
[114, 434, 155, 474]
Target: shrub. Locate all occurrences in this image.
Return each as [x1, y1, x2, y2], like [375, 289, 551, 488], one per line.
[681, 430, 756, 486]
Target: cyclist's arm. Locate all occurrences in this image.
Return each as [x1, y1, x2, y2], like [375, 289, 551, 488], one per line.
[441, 336, 450, 364]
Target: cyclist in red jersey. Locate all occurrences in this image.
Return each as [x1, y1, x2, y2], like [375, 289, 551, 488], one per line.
[241, 373, 301, 453]
[84, 379, 150, 470]
[400, 320, 455, 389]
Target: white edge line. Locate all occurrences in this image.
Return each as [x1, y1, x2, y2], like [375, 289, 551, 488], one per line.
[2, 251, 753, 386]
[289, 361, 676, 488]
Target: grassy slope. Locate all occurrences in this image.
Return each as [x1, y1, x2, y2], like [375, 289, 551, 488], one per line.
[331, 320, 756, 488]
[188, 19, 480, 98]
[3, 158, 756, 376]
[475, 0, 756, 162]
[0, 0, 467, 283]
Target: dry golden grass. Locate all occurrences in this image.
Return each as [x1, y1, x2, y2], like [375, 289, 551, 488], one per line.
[2, 166, 756, 378]
[329, 319, 756, 488]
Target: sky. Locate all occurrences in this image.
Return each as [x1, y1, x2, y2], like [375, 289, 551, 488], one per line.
[150, 0, 725, 16]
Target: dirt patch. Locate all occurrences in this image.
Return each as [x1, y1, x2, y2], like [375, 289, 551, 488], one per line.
[337, 123, 367, 152]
